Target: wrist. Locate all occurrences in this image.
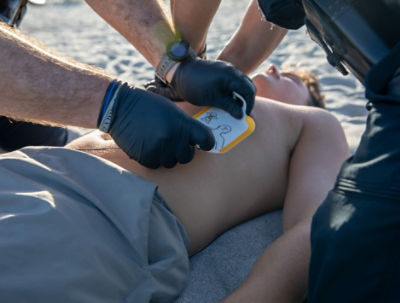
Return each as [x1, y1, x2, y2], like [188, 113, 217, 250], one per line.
[155, 39, 195, 84]
[98, 80, 122, 132]
[165, 62, 180, 84]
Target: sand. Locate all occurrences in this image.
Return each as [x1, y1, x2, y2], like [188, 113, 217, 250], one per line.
[19, 1, 369, 301]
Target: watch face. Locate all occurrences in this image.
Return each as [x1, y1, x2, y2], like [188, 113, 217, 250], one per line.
[168, 40, 190, 61]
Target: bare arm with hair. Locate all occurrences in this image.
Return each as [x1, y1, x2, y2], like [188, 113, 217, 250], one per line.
[168, 0, 287, 74]
[85, 0, 257, 119]
[0, 23, 112, 128]
[217, 0, 288, 74]
[170, 0, 222, 54]
[85, 0, 177, 68]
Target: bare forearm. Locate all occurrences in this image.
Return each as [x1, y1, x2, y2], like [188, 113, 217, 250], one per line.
[85, 0, 176, 67]
[170, 0, 222, 54]
[217, 0, 287, 74]
[223, 221, 310, 303]
[0, 24, 112, 128]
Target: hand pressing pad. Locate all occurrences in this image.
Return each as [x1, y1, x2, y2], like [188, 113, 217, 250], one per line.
[193, 92, 255, 153]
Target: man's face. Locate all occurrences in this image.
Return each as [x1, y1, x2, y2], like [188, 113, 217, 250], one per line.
[252, 65, 310, 106]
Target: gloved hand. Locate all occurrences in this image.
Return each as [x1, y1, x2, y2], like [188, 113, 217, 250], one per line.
[98, 82, 215, 168]
[144, 76, 183, 101]
[171, 58, 256, 119]
[144, 44, 208, 101]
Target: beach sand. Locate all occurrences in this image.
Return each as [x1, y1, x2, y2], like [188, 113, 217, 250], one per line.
[20, 1, 369, 301]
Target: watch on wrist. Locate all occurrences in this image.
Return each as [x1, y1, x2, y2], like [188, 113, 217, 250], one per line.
[156, 39, 196, 84]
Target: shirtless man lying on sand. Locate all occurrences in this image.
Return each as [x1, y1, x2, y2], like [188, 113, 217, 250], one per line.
[67, 65, 348, 303]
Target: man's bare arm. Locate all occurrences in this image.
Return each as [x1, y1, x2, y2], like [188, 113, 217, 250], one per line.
[0, 23, 112, 128]
[85, 0, 257, 118]
[167, 0, 287, 74]
[170, 0, 222, 54]
[217, 0, 287, 74]
[85, 0, 177, 68]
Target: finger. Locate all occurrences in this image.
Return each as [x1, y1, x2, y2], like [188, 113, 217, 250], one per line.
[175, 129, 195, 164]
[158, 86, 175, 100]
[161, 86, 184, 101]
[219, 95, 243, 119]
[135, 140, 162, 169]
[157, 139, 178, 168]
[228, 76, 256, 115]
[160, 156, 178, 168]
[188, 119, 215, 151]
[176, 143, 195, 165]
[139, 156, 160, 169]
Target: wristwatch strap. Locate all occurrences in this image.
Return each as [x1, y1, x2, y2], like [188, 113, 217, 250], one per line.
[155, 48, 196, 84]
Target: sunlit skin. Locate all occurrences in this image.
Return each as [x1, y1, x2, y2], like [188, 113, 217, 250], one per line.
[66, 66, 349, 302]
[252, 64, 310, 106]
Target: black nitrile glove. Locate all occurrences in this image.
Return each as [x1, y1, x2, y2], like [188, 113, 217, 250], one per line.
[144, 76, 183, 101]
[171, 58, 256, 119]
[144, 44, 207, 101]
[98, 82, 215, 169]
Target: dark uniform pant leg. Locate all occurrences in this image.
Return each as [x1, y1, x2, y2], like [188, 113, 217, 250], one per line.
[308, 99, 400, 303]
[309, 189, 400, 303]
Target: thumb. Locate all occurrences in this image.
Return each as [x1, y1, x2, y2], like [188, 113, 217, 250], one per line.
[219, 95, 243, 119]
[188, 119, 215, 151]
[228, 76, 256, 115]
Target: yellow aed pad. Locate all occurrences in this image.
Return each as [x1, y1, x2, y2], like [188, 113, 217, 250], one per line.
[193, 92, 255, 153]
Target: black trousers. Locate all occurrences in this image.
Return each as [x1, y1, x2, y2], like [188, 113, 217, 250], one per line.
[0, 117, 67, 151]
[308, 102, 400, 303]
[308, 43, 400, 303]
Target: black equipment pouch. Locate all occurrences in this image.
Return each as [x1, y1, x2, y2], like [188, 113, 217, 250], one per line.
[303, 0, 400, 84]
